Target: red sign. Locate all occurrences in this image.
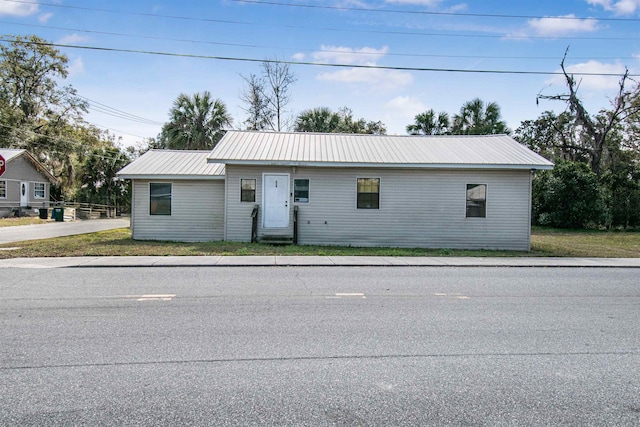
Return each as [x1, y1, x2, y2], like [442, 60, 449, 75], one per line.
[0, 154, 5, 177]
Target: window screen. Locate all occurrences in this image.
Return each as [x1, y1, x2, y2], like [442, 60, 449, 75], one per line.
[150, 183, 172, 215]
[357, 178, 380, 209]
[294, 179, 309, 203]
[466, 184, 486, 218]
[241, 179, 256, 202]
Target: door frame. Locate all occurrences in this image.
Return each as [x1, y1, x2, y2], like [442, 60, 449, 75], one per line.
[20, 181, 29, 206]
[261, 173, 290, 229]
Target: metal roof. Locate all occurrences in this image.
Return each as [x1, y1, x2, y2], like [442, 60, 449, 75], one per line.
[0, 148, 27, 162]
[0, 148, 57, 183]
[207, 131, 554, 170]
[117, 150, 225, 180]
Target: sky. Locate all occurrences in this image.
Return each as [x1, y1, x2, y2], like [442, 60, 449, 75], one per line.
[1, 0, 639, 147]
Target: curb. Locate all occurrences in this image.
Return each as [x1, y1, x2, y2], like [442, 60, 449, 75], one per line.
[0, 256, 639, 269]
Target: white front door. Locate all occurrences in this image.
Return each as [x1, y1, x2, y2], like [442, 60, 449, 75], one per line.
[20, 182, 28, 206]
[262, 173, 290, 228]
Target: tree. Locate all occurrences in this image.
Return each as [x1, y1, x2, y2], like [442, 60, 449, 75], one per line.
[76, 144, 131, 209]
[294, 107, 340, 133]
[532, 161, 606, 228]
[240, 60, 296, 131]
[451, 98, 509, 135]
[0, 35, 87, 129]
[159, 92, 232, 150]
[514, 111, 590, 163]
[407, 109, 450, 135]
[537, 49, 640, 176]
[0, 35, 88, 193]
[239, 73, 272, 131]
[294, 107, 386, 134]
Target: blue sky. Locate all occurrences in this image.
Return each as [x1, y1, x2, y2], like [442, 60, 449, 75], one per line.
[1, 0, 639, 146]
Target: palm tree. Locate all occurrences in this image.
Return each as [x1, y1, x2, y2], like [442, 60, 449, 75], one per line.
[451, 98, 509, 135]
[294, 107, 342, 133]
[406, 109, 450, 135]
[160, 91, 232, 150]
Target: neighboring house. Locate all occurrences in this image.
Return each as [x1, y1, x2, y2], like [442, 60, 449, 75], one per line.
[0, 149, 57, 218]
[116, 150, 226, 242]
[117, 131, 553, 250]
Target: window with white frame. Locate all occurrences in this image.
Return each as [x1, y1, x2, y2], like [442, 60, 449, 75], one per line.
[0, 181, 6, 198]
[357, 178, 380, 209]
[34, 182, 45, 199]
[150, 183, 172, 215]
[466, 184, 487, 218]
[294, 179, 309, 203]
[241, 179, 256, 202]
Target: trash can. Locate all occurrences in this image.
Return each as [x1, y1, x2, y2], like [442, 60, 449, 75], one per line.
[52, 207, 64, 222]
[39, 208, 48, 219]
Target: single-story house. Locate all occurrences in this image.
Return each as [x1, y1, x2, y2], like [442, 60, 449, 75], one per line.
[0, 148, 57, 218]
[117, 131, 553, 250]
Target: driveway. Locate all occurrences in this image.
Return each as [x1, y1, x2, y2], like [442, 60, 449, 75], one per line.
[0, 218, 130, 244]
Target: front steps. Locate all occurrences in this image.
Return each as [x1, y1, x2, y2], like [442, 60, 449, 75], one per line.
[258, 235, 294, 245]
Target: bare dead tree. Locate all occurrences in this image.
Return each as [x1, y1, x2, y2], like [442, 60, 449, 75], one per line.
[239, 73, 272, 131]
[537, 48, 638, 175]
[262, 60, 297, 132]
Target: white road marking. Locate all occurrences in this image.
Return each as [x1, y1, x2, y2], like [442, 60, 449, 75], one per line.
[134, 294, 176, 302]
[434, 293, 470, 299]
[332, 293, 366, 299]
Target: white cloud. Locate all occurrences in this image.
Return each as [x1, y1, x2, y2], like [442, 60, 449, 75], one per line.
[587, 0, 640, 15]
[526, 14, 599, 37]
[57, 34, 89, 45]
[0, 0, 38, 16]
[313, 45, 413, 90]
[546, 60, 629, 91]
[292, 52, 306, 61]
[381, 96, 429, 135]
[384, 0, 442, 5]
[313, 45, 389, 65]
[67, 57, 85, 77]
[386, 96, 427, 117]
[317, 67, 413, 90]
[38, 12, 53, 23]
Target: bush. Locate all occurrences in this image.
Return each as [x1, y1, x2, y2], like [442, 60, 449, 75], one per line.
[533, 161, 606, 228]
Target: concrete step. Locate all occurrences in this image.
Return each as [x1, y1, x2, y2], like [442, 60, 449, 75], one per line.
[259, 235, 294, 245]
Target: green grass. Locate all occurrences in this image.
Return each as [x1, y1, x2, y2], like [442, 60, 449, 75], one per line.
[0, 226, 638, 259]
[531, 227, 640, 258]
[0, 217, 51, 227]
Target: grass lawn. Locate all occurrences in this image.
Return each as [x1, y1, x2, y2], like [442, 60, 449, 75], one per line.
[0, 217, 51, 227]
[0, 224, 638, 258]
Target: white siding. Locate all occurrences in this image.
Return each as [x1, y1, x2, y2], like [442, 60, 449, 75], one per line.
[131, 179, 225, 242]
[0, 155, 50, 208]
[225, 166, 294, 242]
[226, 165, 532, 250]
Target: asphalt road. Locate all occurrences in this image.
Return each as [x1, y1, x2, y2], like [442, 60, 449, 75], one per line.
[1, 267, 639, 425]
[0, 218, 130, 244]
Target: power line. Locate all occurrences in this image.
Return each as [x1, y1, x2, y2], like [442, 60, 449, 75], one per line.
[77, 95, 164, 126]
[1, 1, 636, 41]
[2, 20, 637, 61]
[7, 0, 640, 23]
[2, 37, 636, 77]
[233, 0, 640, 22]
[0, 123, 132, 161]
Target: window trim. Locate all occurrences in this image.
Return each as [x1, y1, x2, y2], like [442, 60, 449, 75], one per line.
[293, 178, 310, 204]
[240, 178, 256, 203]
[0, 180, 6, 199]
[465, 183, 487, 218]
[149, 182, 172, 216]
[33, 182, 45, 199]
[356, 177, 381, 210]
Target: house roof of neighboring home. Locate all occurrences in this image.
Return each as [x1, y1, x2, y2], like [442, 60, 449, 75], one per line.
[0, 148, 57, 184]
[117, 150, 226, 180]
[207, 131, 554, 170]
